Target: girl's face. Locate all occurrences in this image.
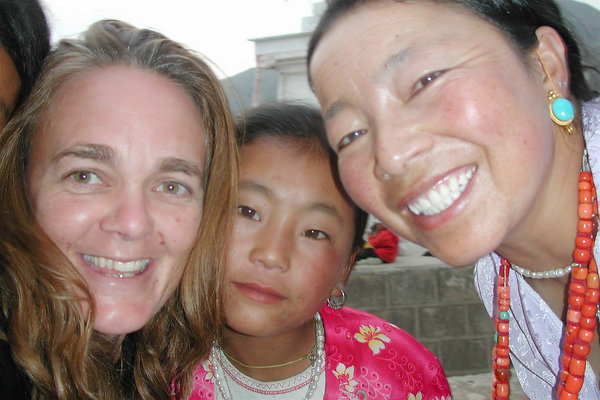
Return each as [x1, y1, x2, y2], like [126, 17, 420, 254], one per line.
[224, 138, 355, 339]
[309, 1, 556, 266]
[28, 66, 206, 335]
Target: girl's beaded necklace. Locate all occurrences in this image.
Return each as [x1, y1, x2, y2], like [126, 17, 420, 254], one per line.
[492, 151, 600, 400]
[210, 312, 326, 400]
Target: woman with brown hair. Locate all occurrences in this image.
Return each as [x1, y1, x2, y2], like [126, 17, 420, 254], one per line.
[0, 19, 237, 399]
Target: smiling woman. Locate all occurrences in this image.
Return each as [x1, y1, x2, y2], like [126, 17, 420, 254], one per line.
[0, 19, 237, 399]
[307, 0, 600, 398]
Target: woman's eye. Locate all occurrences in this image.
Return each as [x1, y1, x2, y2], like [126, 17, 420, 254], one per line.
[238, 205, 260, 221]
[414, 70, 443, 93]
[157, 181, 190, 195]
[303, 229, 329, 240]
[69, 170, 101, 185]
[337, 129, 367, 152]
[416, 71, 443, 90]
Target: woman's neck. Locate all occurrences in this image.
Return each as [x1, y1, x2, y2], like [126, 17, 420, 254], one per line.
[220, 318, 317, 382]
[497, 130, 585, 271]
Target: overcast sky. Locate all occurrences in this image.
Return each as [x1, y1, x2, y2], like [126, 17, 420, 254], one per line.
[40, 0, 600, 78]
[40, 0, 316, 77]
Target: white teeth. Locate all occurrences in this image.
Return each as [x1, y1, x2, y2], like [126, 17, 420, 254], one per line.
[83, 255, 150, 278]
[407, 166, 475, 216]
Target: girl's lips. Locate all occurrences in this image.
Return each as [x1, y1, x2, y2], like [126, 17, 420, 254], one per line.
[234, 282, 285, 304]
[405, 165, 476, 216]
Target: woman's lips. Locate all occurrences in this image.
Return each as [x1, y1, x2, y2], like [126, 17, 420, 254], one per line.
[82, 254, 151, 278]
[406, 166, 476, 216]
[234, 282, 285, 303]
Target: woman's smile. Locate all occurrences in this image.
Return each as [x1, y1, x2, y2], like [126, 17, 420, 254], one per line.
[82, 254, 151, 278]
[406, 166, 476, 216]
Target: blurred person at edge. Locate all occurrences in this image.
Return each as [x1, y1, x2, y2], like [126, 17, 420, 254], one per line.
[0, 0, 50, 129]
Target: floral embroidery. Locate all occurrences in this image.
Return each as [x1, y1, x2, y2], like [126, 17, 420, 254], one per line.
[408, 395, 453, 400]
[354, 324, 391, 355]
[333, 362, 359, 393]
[201, 359, 214, 383]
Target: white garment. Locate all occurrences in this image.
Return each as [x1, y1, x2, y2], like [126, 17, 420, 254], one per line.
[474, 98, 600, 400]
[212, 347, 326, 400]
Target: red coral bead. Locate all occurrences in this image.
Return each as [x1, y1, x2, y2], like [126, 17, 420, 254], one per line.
[579, 203, 593, 219]
[579, 180, 592, 191]
[495, 368, 510, 382]
[569, 294, 584, 307]
[572, 342, 590, 357]
[559, 388, 579, 400]
[581, 304, 597, 317]
[496, 357, 510, 367]
[579, 190, 592, 204]
[567, 309, 582, 323]
[573, 248, 591, 264]
[580, 171, 592, 182]
[565, 375, 584, 394]
[578, 328, 595, 342]
[585, 288, 600, 303]
[569, 282, 586, 294]
[496, 346, 509, 357]
[587, 273, 599, 289]
[576, 235, 593, 248]
[495, 383, 509, 397]
[580, 316, 597, 330]
[572, 267, 589, 280]
[497, 335, 508, 347]
[569, 357, 587, 376]
[578, 220, 593, 233]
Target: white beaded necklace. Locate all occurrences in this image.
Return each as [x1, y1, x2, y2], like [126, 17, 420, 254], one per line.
[210, 312, 326, 400]
[509, 262, 577, 279]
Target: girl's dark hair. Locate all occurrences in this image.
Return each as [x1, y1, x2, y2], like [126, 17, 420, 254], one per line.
[236, 101, 368, 250]
[307, 0, 595, 100]
[0, 0, 50, 107]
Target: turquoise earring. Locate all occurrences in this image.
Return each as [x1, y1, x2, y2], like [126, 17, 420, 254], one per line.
[548, 89, 575, 134]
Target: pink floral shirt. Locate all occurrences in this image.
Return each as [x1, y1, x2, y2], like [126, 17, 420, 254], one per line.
[187, 306, 452, 399]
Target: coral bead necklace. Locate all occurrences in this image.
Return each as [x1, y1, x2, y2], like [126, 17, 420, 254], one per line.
[492, 164, 600, 400]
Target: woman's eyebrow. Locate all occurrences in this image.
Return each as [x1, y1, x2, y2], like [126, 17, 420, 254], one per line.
[52, 143, 116, 164]
[158, 157, 203, 178]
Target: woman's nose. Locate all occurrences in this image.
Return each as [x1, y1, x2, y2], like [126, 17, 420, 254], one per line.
[100, 190, 154, 240]
[373, 120, 434, 181]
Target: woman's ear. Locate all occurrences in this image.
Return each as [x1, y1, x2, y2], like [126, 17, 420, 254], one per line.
[535, 26, 570, 96]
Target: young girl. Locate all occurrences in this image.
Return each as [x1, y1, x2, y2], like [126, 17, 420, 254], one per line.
[188, 102, 451, 399]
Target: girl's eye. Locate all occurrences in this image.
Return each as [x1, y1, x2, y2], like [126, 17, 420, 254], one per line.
[157, 181, 190, 195]
[337, 129, 367, 152]
[414, 70, 443, 94]
[303, 229, 329, 240]
[238, 205, 260, 221]
[69, 170, 101, 185]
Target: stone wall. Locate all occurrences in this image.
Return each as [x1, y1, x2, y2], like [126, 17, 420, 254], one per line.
[345, 257, 494, 376]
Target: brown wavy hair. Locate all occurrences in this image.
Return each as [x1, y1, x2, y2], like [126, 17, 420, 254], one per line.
[0, 19, 238, 399]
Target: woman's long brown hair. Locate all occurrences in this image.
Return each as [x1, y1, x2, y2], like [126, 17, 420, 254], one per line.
[0, 19, 238, 399]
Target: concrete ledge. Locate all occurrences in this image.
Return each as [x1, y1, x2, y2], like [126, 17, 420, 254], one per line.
[346, 257, 494, 376]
